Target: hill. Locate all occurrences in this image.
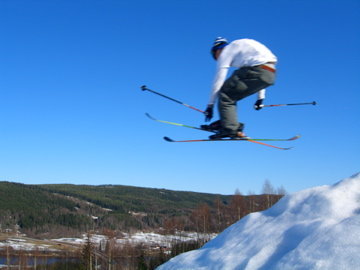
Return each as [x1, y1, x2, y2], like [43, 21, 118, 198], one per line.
[0, 182, 91, 236]
[157, 173, 360, 270]
[0, 182, 282, 237]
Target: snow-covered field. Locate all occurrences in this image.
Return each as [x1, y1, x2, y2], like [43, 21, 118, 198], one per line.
[0, 238, 56, 251]
[55, 231, 216, 249]
[0, 231, 215, 251]
[157, 173, 360, 270]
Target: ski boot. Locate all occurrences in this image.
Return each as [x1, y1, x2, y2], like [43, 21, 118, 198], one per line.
[202, 121, 246, 139]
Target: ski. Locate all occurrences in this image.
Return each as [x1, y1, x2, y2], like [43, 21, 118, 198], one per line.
[145, 113, 205, 132]
[164, 136, 293, 150]
[146, 113, 300, 142]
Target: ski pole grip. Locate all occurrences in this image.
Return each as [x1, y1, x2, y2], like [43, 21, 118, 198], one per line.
[141, 85, 147, 91]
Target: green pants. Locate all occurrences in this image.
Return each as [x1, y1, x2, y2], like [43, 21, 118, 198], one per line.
[218, 65, 276, 134]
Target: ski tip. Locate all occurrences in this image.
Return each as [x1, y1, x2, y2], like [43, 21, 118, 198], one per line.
[289, 135, 301, 141]
[163, 136, 174, 142]
[145, 112, 157, 121]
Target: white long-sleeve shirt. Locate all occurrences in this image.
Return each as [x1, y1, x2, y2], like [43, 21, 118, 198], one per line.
[209, 39, 277, 105]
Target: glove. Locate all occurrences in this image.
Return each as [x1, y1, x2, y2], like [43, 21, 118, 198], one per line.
[254, 99, 264, 110]
[204, 105, 214, 122]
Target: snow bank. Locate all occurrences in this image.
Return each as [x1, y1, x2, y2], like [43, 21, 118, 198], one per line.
[157, 173, 360, 270]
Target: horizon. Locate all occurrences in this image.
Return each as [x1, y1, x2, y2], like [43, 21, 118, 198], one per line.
[0, 178, 290, 196]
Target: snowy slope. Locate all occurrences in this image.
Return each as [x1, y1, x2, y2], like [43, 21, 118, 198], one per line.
[157, 173, 360, 270]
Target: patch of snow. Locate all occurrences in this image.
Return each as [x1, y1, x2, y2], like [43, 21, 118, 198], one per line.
[51, 232, 215, 250]
[117, 232, 215, 248]
[0, 239, 54, 251]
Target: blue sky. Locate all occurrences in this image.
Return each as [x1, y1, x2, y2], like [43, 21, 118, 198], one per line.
[0, 0, 359, 195]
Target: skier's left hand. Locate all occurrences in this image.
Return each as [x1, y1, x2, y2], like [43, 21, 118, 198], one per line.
[254, 99, 264, 110]
[205, 105, 213, 122]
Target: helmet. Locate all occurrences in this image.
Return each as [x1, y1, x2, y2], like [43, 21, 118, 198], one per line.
[211, 37, 228, 59]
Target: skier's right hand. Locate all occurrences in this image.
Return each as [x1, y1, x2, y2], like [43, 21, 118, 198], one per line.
[205, 105, 213, 122]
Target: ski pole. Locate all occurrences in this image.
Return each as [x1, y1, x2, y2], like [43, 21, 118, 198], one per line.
[141, 85, 205, 113]
[261, 101, 317, 108]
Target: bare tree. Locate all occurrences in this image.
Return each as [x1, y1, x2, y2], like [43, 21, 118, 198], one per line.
[230, 190, 244, 222]
[262, 179, 276, 208]
[163, 217, 185, 235]
[277, 185, 287, 195]
[214, 198, 226, 232]
[103, 229, 117, 270]
[262, 179, 275, 194]
[191, 204, 211, 236]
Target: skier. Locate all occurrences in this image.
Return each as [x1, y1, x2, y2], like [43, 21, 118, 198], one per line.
[204, 37, 277, 139]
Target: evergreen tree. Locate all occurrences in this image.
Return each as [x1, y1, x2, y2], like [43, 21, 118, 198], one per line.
[81, 233, 94, 270]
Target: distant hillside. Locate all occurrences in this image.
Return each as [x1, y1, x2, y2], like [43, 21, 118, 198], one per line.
[38, 183, 231, 214]
[0, 182, 282, 237]
[0, 182, 90, 236]
[38, 183, 235, 233]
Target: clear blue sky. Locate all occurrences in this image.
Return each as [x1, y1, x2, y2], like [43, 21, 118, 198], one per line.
[0, 0, 359, 195]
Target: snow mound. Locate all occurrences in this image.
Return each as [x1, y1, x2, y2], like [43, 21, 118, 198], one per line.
[157, 173, 360, 270]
